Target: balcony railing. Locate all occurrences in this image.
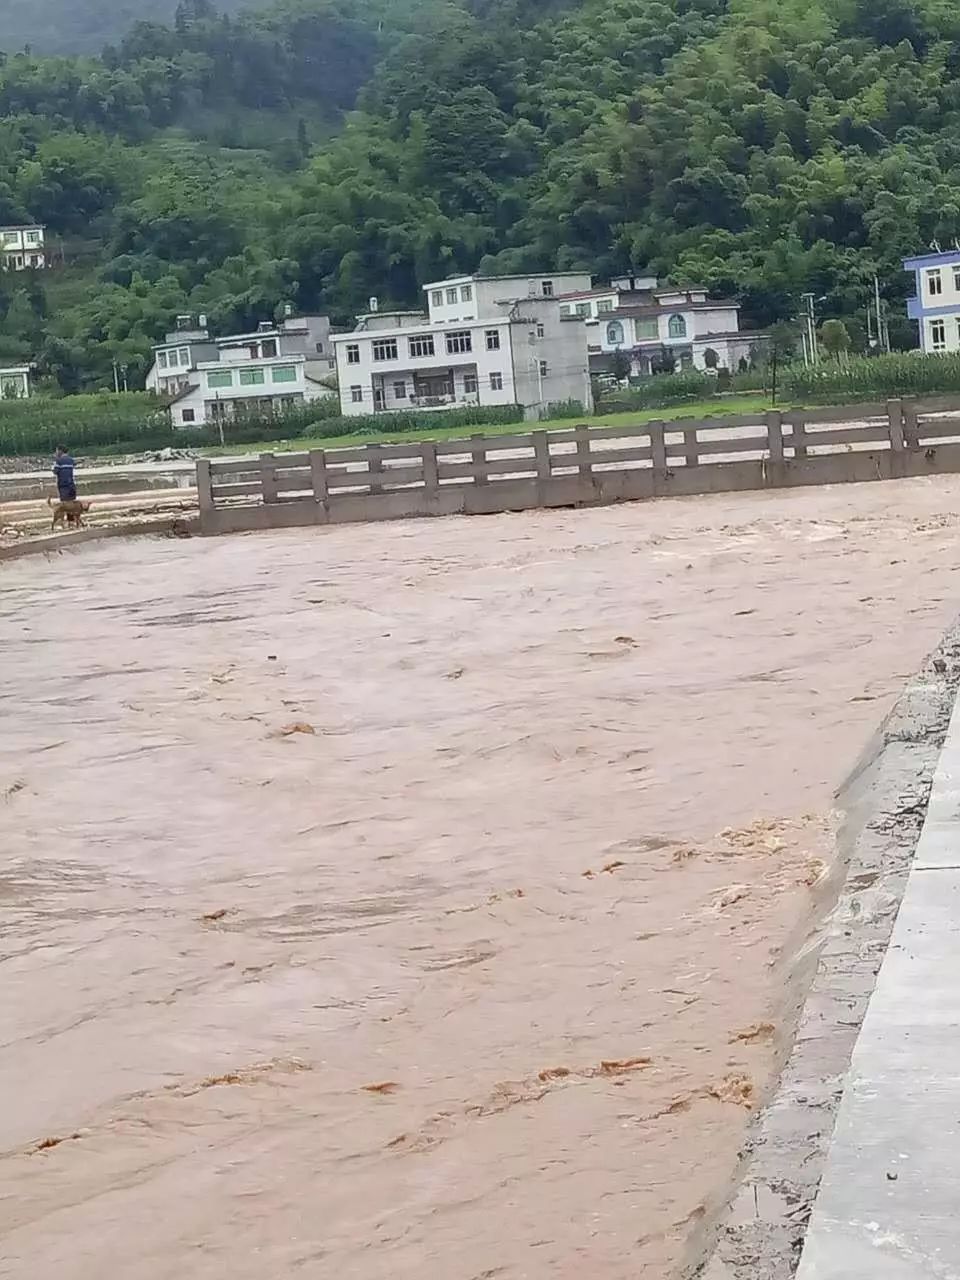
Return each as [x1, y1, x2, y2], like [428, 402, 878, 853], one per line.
[406, 393, 480, 409]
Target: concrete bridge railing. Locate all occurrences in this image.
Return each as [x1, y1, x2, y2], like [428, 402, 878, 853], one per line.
[196, 396, 960, 536]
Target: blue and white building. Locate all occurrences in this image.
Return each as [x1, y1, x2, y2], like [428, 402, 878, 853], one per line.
[904, 248, 960, 354]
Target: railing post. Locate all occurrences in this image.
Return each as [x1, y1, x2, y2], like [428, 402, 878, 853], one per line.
[471, 433, 488, 485]
[533, 430, 551, 483]
[575, 424, 592, 479]
[788, 411, 808, 459]
[765, 410, 784, 463]
[421, 441, 439, 495]
[196, 458, 214, 515]
[310, 449, 328, 503]
[902, 399, 919, 449]
[887, 398, 905, 452]
[366, 443, 384, 495]
[648, 420, 667, 475]
[260, 452, 278, 504]
[683, 427, 700, 467]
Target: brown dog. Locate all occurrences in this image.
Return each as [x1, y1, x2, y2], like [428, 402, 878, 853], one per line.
[48, 497, 91, 531]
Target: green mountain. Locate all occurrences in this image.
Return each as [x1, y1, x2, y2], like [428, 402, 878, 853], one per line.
[4, 0, 251, 55]
[1, 0, 959, 390]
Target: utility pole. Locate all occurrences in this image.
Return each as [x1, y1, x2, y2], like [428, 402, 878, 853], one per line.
[873, 275, 890, 354]
[801, 293, 820, 364]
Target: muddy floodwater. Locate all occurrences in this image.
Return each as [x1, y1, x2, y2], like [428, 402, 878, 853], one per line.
[4, 477, 960, 1279]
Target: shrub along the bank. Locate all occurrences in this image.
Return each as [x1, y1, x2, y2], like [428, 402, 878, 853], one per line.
[0, 394, 524, 457]
[783, 352, 960, 402]
[298, 403, 524, 439]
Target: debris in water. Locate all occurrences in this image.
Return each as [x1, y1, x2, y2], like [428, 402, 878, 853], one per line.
[362, 1081, 401, 1095]
[277, 722, 316, 737]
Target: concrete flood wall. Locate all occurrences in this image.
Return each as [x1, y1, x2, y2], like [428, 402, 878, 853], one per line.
[197, 397, 960, 536]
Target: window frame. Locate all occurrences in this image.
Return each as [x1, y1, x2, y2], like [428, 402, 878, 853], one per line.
[928, 268, 944, 297]
[930, 318, 947, 351]
[272, 365, 298, 383]
[538, 359, 549, 376]
[446, 287, 459, 305]
[207, 370, 234, 389]
[346, 343, 361, 364]
[239, 368, 266, 386]
[489, 371, 503, 391]
[371, 338, 399, 362]
[408, 334, 436, 359]
[181, 408, 196, 423]
[350, 385, 363, 403]
[445, 329, 472, 354]
[667, 314, 687, 339]
[462, 372, 479, 394]
[431, 290, 443, 307]
[484, 329, 501, 351]
[460, 285, 473, 303]
[393, 380, 407, 399]
[541, 280, 554, 297]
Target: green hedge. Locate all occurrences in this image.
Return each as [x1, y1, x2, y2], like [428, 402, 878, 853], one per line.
[0, 394, 523, 456]
[298, 403, 524, 439]
[783, 353, 960, 402]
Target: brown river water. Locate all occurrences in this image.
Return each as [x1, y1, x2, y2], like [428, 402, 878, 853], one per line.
[3, 476, 960, 1279]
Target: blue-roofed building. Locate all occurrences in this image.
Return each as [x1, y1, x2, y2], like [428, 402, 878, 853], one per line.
[903, 248, 960, 354]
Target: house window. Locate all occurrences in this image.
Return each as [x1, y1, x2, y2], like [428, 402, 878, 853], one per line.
[316, 341, 324, 353]
[346, 343, 360, 364]
[25, 231, 39, 244]
[954, 268, 960, 292]
[460, 285, 473, 302]
[260, 339, 277, 358]
[463, 372, 478, 394]
[541, 280, 554, 297]
[606, 320, 625, 345]
[559, 304, 571, 316]
[207, 370, 233, 388]
[240, 368, 266, 385]
[408, 334, 435, 358]
[372, 338, 398, 361]
[272, 366, 298, 383]
[446, 287, 458, 304]
[489, 371, 503, 391]
[538, 359, 549, 376]
[536, 323, 546, 338]
[158, 351, 168, 369]
[635, 318, 658, 340]
[446, 330, 472, 354]
[393, 381, 407, 399]
[181, 408, 196, 423]
[484, 329, 501, 351]
[597, 299, 613, 314]
[178, 347, 190, 365]
[931, 318, 947, 351]
[668, 314, 687, 338]
[29, 255, 41, 266]
[350, 385, 363, 403]
[927, 269, 943, 297]
[575, 303, 590, 318]
[431, 290, 443, 306]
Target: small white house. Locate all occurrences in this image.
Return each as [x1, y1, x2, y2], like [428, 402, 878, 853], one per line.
[582, 278, 764, 375]
[0, 365, 32, 399]
[0, 226, 46, 271]
[169, 355, 333, 427]
[332, 272, 594, 419]
[146, 313, 337, 426]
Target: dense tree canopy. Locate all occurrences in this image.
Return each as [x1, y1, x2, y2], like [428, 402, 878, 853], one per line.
[1, 0, 958, 389]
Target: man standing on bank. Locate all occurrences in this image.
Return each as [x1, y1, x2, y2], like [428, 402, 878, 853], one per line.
[53, 444, 77, 502]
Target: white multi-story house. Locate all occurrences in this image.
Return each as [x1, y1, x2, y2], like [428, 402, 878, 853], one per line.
[145, 313, 337, 426]
[578, 275, 765, 375]
[0, 225, 46, 270]
[903, 248, 960, 354]
[0, 365, 32, 398]
[332, 272, 594, 418]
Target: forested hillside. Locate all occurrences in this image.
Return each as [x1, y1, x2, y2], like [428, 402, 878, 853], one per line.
[1, 0, 959, 391]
